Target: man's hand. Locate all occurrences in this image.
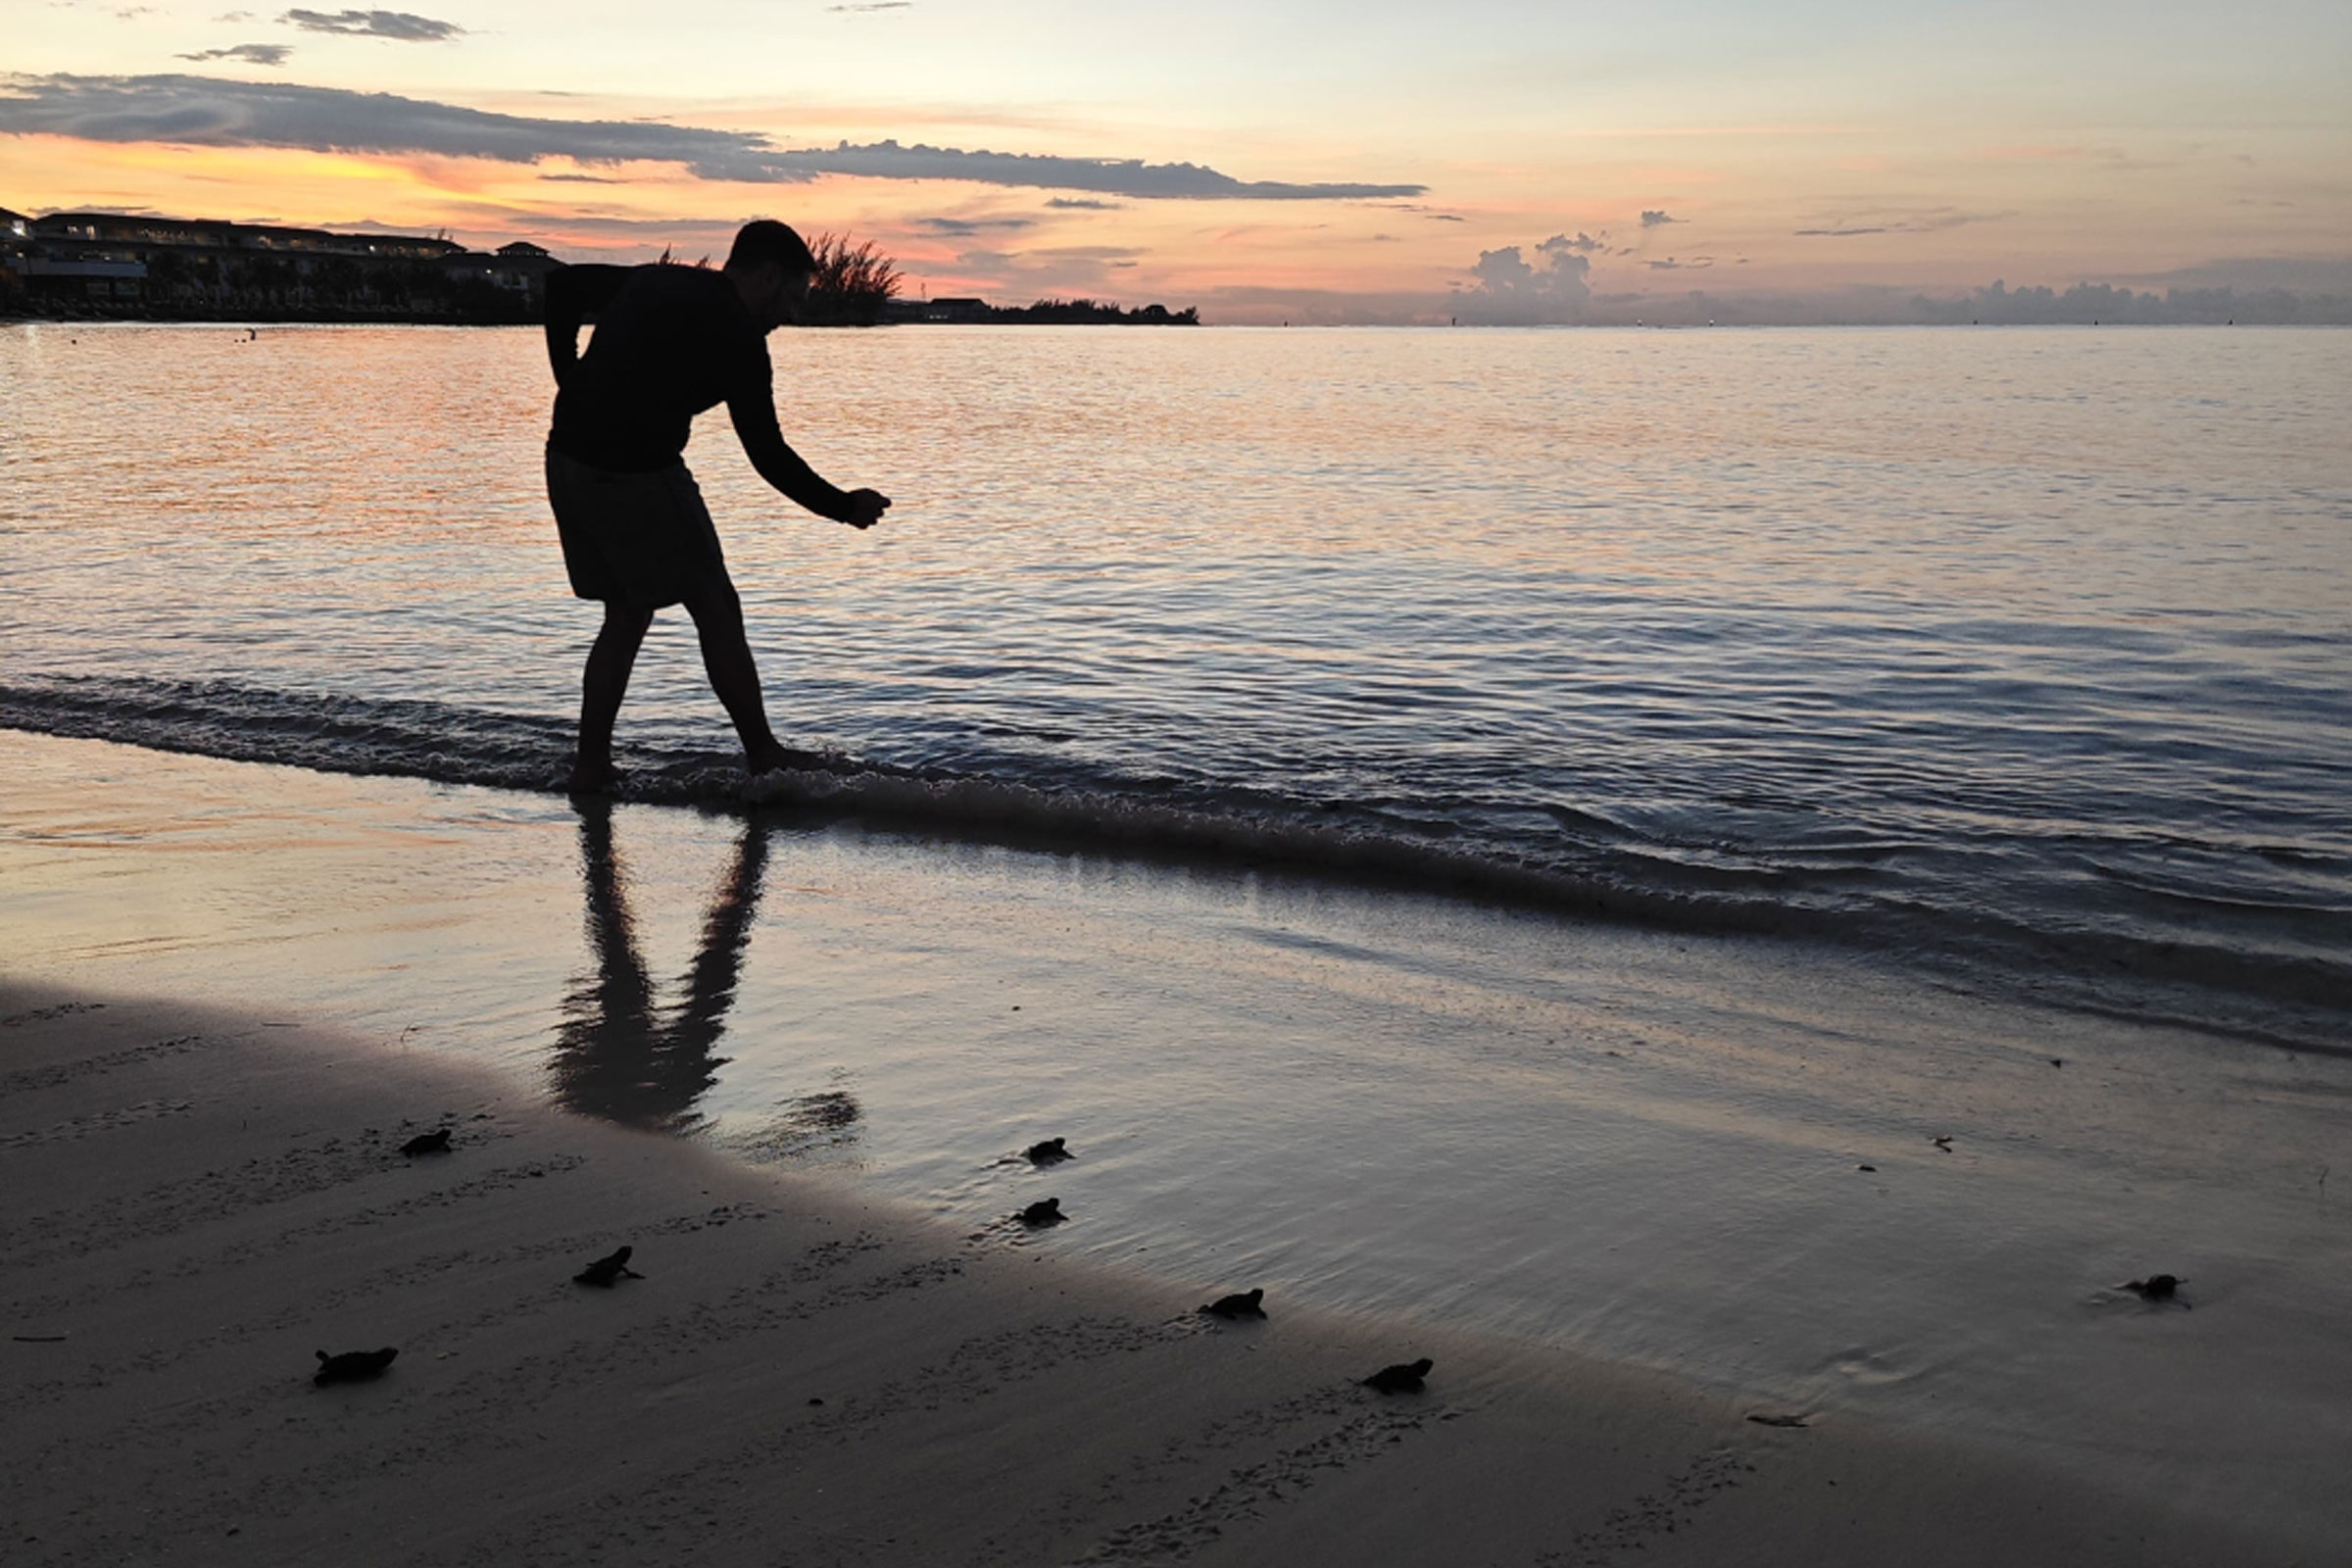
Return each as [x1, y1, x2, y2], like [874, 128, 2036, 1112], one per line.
[842, 489, 892, 530]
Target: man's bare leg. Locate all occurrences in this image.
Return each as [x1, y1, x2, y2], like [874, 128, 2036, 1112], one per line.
[573, 601, 655, 793]
[681, 577, 790, 774]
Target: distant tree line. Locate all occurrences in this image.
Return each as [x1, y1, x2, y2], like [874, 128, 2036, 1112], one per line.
[1566, 279, 2352, 328]
[1903, 280, 2351, 326]
[10, 216, 1199, 327]
[966, 298, 1200, 324]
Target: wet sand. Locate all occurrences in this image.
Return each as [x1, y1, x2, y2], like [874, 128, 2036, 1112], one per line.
[1, 981, 2312, 1567]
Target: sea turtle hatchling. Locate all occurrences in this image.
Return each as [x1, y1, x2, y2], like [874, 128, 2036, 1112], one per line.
[574, 1246, 645, 1287]
[400, 1128, 453, 1156]
[1018, 1198, 1064, 1227]
[313, 1347, 398, 1386]
[1199, 1288, 1266, 1320]
[1361, 1357, 1433, 1393]
[1024, 1138, 1070, 1165]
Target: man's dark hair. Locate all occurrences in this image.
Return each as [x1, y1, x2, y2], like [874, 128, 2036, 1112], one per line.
[727, 220, 816, 275]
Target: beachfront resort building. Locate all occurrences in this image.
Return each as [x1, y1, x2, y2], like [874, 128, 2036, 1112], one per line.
[0, 209, 559, 319]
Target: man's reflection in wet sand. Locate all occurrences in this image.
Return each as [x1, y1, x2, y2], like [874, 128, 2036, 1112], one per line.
[552, 802, 771, 1129]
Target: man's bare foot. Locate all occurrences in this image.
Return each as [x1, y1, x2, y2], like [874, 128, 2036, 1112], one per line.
[567, 760, 618, 795]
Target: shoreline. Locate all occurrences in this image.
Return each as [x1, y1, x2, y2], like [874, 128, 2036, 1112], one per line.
[4, 687, 2340, 1062]
[1, 979, 2316, 1565]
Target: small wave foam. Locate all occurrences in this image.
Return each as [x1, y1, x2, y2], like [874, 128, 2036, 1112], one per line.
[1, 674, 580, 794]
[6, 673, 2346, 1053]
[0, 673, 1791, 926]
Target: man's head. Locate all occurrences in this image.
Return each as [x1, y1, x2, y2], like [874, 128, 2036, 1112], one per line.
[724, 220, 817, 329]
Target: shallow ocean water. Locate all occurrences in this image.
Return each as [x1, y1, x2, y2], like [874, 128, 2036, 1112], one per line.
[3, 320, 2347, 1048]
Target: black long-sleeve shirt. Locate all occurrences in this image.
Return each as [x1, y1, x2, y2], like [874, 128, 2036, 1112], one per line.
[545, 263, 853, 521]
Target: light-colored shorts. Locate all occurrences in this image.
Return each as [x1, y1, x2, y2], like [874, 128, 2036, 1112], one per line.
[546, 448, 728, 609]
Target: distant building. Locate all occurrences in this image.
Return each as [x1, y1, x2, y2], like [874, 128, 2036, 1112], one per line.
[24, 256, 148, 300]
[892, 296, 992, 323]
[2, 207, 559, 316]
[466, 239, 560, 293]
[31, 212, 467, 261]
[0, 208, 27, 300]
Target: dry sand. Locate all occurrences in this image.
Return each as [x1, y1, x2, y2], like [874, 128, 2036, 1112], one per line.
[0, 980, 2305, 1567]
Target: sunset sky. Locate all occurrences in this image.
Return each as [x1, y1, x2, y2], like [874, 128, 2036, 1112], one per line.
[6, 1, 2347, 320]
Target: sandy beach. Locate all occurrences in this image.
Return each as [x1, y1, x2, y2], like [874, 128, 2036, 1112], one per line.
[4, 727, 2349, 1564]
[6, 976, 2316, 1567]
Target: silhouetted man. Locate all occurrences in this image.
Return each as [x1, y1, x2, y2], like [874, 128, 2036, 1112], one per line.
[544, 220, 891, 793]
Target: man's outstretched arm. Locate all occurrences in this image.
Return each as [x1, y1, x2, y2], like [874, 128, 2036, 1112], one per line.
[729, 389, 891, 529]
[543, 264, 635, 386]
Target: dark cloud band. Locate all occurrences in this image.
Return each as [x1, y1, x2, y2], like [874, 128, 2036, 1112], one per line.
[0, 74, 768, 173]
[764, 138, 1422, 200]
[1793, 209, 1999, 238]
[175, 43, 290, 65]
[280, 9, 465, 42]
[0, 74, 1423, 200]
